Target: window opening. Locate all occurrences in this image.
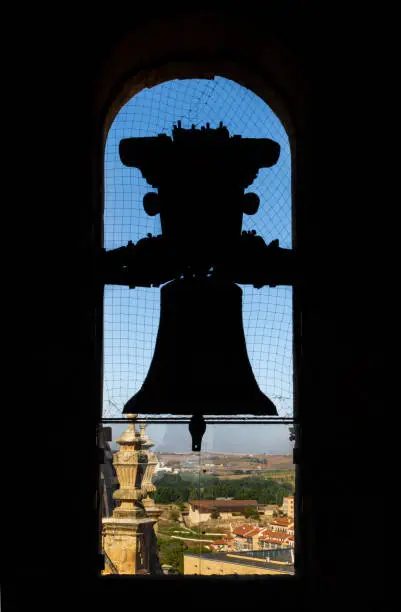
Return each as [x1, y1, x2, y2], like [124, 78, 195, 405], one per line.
[100, 77, 295, 577]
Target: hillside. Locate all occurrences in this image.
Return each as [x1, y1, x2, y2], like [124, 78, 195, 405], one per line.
[158, 452, 293, 471]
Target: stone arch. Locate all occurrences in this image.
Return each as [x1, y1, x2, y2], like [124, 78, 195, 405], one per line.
[93, 12, 306, 210]
[94, 12, 305, 135]
[92, 13, 306, 261]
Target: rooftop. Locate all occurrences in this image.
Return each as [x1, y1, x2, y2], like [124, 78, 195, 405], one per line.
[184, 552, 295, 575]
[259, 530, 291, 543]
[271, 517, 291, 526]
[233, 524, 265, 537]
[190, 500, 257, 510]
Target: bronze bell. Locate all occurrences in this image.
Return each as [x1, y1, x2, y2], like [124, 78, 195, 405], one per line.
[123, 276, 277, 416]
[118, 122, 282, 423]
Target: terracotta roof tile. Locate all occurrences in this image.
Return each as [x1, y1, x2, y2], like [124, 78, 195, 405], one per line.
[271, 517, 290, 526]
[233, 525, 269, 538]
[245, 528, 261, 537]
[233, 523, 252, 534]
[260, 530, 288, 542]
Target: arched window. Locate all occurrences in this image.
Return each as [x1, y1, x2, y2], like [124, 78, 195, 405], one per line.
[100, 75, 296, 577]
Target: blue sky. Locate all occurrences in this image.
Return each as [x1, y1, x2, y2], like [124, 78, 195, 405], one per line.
[103, 77, 293, 453]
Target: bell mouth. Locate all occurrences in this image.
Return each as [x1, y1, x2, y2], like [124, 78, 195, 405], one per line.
[123, 277, 277, 417]
[123, 391, 277, 416]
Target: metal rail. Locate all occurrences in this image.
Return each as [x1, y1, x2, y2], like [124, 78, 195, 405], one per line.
[101, 417, 294, 425]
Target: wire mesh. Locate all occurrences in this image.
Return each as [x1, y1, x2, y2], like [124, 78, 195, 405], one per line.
[103, 76, 293, 419]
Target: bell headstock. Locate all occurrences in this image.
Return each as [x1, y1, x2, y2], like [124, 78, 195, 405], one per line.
[119, 122, 280, 274]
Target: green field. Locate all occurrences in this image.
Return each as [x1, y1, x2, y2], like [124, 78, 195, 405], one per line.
[156, 526, 211, 573]
[153, 472, 294, 505]
[157, 524, 217, 541]
[220, 469, 294, 481]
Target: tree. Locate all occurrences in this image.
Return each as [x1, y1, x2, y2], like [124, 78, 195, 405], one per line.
[158, 539, 185, 574]
[189, 488, 198, 500]
[210, 506, 220, 519]
[169, 507, 180, 522]
[242, 506, 260, 520]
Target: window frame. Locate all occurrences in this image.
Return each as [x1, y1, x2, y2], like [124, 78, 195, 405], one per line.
[94, 58, 303, 593]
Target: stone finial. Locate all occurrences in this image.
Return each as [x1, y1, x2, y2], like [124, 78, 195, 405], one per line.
[138, 422, 157, 499]
[112, 414, 146, 518]
[102, 414, 162, 575]
[139, 422, 152, 449]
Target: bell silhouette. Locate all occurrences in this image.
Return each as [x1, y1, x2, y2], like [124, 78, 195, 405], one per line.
[123, 277, 277, 416]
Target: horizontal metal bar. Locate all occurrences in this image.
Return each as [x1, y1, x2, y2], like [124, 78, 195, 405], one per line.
[101, 417, 294, 425]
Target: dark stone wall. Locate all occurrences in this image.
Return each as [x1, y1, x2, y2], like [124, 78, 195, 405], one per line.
[4, 3, 390, 610]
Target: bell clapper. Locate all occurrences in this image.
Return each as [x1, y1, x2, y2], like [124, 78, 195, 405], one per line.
[188, 414, 206, 452]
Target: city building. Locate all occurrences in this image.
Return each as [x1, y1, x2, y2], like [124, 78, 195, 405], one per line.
[154, 461, 180, 475]
[282, 496, 294, 518]
[259, 530, 294, 550]
[270, 516, 293, 532]
[257, 504, 278, 519]
[259, 516, 295, 550]
[209, 535, 234, 552]
[188, 499, 258, 525]
[232, 524, 267, 551]
[184, 550, 295, 576]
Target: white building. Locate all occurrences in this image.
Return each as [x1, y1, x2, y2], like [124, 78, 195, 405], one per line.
[154, 461, 179, 475]
[282, 496, 294, 518]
